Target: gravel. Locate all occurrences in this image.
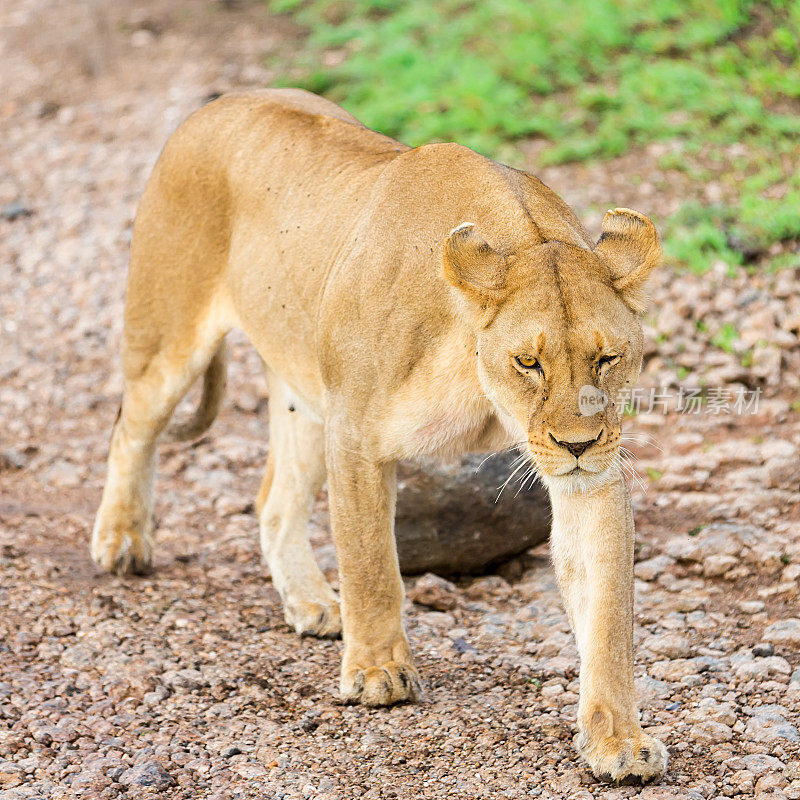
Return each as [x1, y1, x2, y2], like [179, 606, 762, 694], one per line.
[1, 1, 799, 798]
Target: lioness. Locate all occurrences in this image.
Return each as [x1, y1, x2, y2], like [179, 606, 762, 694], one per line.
[92, 89, 667, 783]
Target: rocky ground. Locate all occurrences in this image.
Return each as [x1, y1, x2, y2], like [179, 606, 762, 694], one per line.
[1, 1, 799, 798]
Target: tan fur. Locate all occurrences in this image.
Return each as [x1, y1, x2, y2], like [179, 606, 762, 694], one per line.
[92, 89, 666, 782]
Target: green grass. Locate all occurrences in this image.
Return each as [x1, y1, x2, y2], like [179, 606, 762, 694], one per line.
[265, 0, 800, 271]
[711, 322, 740, 353]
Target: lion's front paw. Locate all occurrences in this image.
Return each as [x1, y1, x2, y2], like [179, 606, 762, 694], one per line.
[91, 518, 153, 576]
[285, 597, 342, 639]
[577, 730, 668, 785]
[340, 659, 421, 707]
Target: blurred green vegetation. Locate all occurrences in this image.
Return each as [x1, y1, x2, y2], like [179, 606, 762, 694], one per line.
[265, 0, 800, 272]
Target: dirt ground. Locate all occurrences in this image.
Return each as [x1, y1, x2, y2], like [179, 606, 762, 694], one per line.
[1, 2, 800, 798]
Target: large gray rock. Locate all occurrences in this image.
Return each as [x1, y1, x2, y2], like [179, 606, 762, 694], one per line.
[394, 451, 551, 575]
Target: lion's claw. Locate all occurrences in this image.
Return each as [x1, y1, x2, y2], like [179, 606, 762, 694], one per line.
[578, 730, 668, 785]
[340, 660, 421, 706]
[285, 598, 342, 639]
[91, 525, 153, 576]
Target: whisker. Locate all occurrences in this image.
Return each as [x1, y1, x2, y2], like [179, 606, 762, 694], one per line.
[475, 452, 499, 471]
[617, 451, 648, 495]
[515, 464, 542, 496]
[514, 466, 533, 496]
[619, 445, 640, 462]
[620, 432, 664, 453]
[615, 450, 635, 486]
[474, 439, 528, 474]
[495, 457, 531, 502]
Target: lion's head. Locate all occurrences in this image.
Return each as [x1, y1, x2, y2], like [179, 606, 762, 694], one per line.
[443, 207, 661, 492]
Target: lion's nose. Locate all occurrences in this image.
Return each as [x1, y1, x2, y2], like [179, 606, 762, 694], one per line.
[549, 431, 602, 458]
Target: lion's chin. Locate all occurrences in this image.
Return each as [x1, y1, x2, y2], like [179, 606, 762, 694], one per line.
[542, 464, 617, 494]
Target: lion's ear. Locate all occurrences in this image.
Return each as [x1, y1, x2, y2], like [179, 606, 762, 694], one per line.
[595, 208, 661, 314]
[442, 223, 509, 306]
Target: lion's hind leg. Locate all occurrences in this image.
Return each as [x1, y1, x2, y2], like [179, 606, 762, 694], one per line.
[258, 375, 341, 638]
[91, 326, 227, 575]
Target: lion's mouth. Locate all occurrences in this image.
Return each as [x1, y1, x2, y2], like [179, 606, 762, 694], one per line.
[554, 461, 606, 478]
[548, 463, 585, 477]
[530, 448, 614, 479]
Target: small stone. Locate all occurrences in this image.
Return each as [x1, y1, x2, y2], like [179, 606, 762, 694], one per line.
[1, 202, 32, 221]
[734, 655, 791, 679]
[255, 744, 280, 766]
[756, 773, 789, 792]
[418, 610, 455, 629]
[107, 764, 127, 781]
[117, 761, 175, 790]
[643, 633, 692, 659]
[163, 668, 206, 690]
[50, 723, 80, 743]
[635, 554, 675, 582]
[540, 682, 565, 700]
[0, 760, 25, 788]
[739, 600, 766, 614]
[730, 770, 755, 794]
[703, 554, 739, 577]
[746, 714, 800, 743]
[131, 28, 155, 48]
[664, 522, 756, 563]
[407, 573, 459, 611]
[783, 563, 800, 582]
[635, 676, 674, 701]
[70, 767, 113, 791]
[696, 697, 737, 726]
[214, 496, 252, 517]
[741, 753, 785, 776]
[299, 711, 321, 732]
[143, 685, 170, 707]
[60, 643, 98, 669]
[30, 726, 53, 745]
[751, 344, 782, 385]
[650, 656, 720, 681]
[768, 457, 800, 489]
[229, 756, 269, 779]
[639, 788, 701, 799]
[41, 459, 81, 487]
[360, 731, 388, 749]
[764, 619, 800, 647]
[690, 720, 733, 743]
[0, 449, 27, 471]
[753, 642, 775, 657]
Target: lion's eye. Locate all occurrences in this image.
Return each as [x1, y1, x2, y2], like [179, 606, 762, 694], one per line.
[515, 355, 542, 371]
[597, 354, 621, 373]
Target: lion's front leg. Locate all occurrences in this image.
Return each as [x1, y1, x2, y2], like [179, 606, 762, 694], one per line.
[548, 475, 667, 785]
[325, 429, 421, 707]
